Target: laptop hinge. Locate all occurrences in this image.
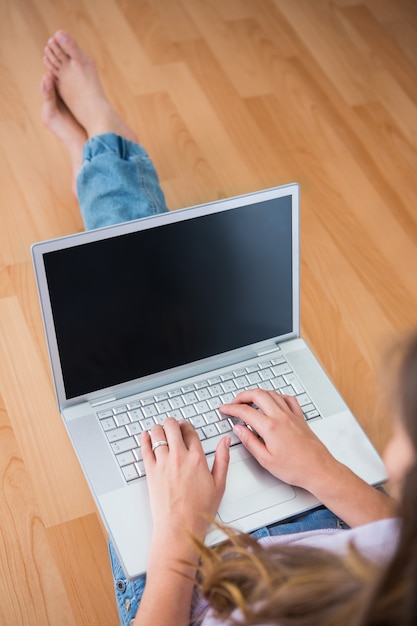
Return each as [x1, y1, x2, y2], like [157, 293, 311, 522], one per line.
[90, 395, 117, 407]
[256, 344, 281, 357]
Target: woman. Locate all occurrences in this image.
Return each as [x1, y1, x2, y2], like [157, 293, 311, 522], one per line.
[41, 31, 412, 626]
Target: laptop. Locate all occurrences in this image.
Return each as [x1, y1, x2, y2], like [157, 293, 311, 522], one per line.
[32, 184, 386, 578]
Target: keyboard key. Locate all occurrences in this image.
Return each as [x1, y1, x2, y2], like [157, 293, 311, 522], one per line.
[143, 405, 158, 418]
[154, 393, 169, 401]
[209, 384, 223, 397]
[247, 372, 261, 384]
[196, 387, 211, 401]
[246, 364, 259, 373]
[166, 409, 183, 421]
[183, 391, 199, 405]
[140, 417, 156, 431]
[116, 451, 135, 466]
[129, 408, 143, 421]
[258, 380, 274, 391]
[113, 405, 128, 414]
[301, 403, 315, 414]
[97, 409, 113, 419]
[181, 405, 197, 419]
[284, 373, 304, 394]
[296, 393, 311, 406]
[142, 397, 155, 406]
[111, 437, 137, 454]
[202, 424, 218, 438]
[272, 376, 285, 389]
[115, 412, 130, 426]
[207, 376, 222, 385]
[271, 356, 286, 365]
[127, 401, 141, 410]
[260, 368, 274, 381]
[271, 363, 292, 376]
[208, 396, 222, 410]
[233, 375, 248, 389]
[100, 416, 116, 431]
[221, 380, 236, 392]
[154, 413, 170, 425]
[122, 464, 139, 481]
[221, 392, 235, 404]
[156, 400, 171, 413]
[216, 419, 232, 433]
[259, 360, 272, 369]
[190, 415, 206, 428]
[195, 400, 210, 414]
[106, 427, 129, 442]
[305, 409, 320, 420]
[280, 385, 296, 396]
[168, 388, 182, 398]
[204, 410, 219, 424]
[169, 396, 185, 409]
[127, 422, 142, 436]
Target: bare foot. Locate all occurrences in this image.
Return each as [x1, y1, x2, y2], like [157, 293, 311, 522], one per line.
[40, 72, 87, 196]
[43, 30, 138, 141]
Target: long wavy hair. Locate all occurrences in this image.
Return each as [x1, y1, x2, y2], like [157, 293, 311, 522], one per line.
[195, 332, 417, 625]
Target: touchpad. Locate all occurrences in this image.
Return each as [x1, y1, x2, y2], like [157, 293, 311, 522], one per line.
[217, 455, 296, 523]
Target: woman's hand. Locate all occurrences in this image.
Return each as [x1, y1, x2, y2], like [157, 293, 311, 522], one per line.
[221, 389, 336, 494]
[142, 418, 230, 538]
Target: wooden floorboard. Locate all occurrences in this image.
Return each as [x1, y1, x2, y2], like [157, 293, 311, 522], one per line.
[0, 0, 416, 623]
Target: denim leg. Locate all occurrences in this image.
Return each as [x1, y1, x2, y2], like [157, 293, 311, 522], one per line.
[250, 506, 349, 539]
[76, 133, 169, 230]
[108, 539, 146, 626]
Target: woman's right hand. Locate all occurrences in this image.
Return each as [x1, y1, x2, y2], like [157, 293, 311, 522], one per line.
[221, 389, 337, 494]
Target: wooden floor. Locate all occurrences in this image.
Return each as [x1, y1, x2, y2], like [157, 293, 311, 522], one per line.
[1, 0, 416, 623]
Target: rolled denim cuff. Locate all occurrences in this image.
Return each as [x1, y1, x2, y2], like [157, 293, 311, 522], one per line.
[77, 133, 168, 230]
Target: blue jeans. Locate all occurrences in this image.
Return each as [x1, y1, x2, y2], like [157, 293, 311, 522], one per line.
[77, 134, 349, 626]
[77, 133, 168, 229]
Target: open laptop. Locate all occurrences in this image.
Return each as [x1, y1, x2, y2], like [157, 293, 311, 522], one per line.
[32, 184, 386, 578]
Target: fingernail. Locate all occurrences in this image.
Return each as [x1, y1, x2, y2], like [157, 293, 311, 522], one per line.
[225, 436, 231, 448]
[233, 425, 242, 436]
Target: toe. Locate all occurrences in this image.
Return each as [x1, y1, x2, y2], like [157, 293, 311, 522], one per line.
[40, 73, 56, 99]
[54, 30, 85, 63]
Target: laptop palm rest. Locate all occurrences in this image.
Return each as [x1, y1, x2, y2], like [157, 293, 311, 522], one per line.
[214, 446, 296, 523]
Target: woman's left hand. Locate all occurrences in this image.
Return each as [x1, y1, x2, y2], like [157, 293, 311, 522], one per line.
[142, 418, 231, 539]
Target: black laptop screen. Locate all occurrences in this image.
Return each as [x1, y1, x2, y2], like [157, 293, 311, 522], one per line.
[43, 197, 294, 399]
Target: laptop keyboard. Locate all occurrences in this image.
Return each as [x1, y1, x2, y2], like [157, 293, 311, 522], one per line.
[96, 354, 321, 483]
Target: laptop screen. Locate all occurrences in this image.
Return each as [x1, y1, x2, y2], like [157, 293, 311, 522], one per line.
[43, 197, 293, 399]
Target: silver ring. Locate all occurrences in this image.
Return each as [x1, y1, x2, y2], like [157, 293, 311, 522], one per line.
[152, 440, 169, 452]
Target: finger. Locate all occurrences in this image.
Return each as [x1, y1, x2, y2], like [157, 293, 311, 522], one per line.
[141, 430, 156, 470]
[149, 424, 169, 456]
[179, 420, 202, 451]
[232, 388, 286, 415]
[220, 398, 270, 431]
[211, 436, 231, 491]
[281, 394, 305, 418]
[163, 417, 187, 449]
[233, 422, 269, 462]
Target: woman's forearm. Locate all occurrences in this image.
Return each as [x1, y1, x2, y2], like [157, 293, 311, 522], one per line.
[133, 527, 200, 626]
